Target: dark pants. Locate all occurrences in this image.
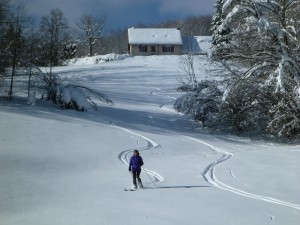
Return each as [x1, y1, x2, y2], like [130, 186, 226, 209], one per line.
[132, 171, 142, 185]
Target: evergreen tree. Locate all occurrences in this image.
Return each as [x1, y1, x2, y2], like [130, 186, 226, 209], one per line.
[211, 0, 225, 55]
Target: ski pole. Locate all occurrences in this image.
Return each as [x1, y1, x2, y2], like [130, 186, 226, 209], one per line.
[142, 166, 156, 186]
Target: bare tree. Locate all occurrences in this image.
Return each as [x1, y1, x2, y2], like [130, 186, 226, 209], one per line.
[23, 24, 41, 99]
[5, 1, 28, 100]
[0, 0, 11, 73]
[0, 0, 10, 23]
[98, 28, 128, 55]
[40, 8, 69, 70]
[178, 53, 197, 92]
[76, 14, 105, 56]
[179, 16, 212, 36]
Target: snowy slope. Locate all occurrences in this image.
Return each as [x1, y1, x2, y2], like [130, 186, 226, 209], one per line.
[0, 55, 299, 225]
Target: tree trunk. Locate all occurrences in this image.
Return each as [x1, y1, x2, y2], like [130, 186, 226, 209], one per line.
[89, 37, 93, 56]
[9, 51, 17, 100]
[9, 21, 19, 101]
[28, 66, 32, 98]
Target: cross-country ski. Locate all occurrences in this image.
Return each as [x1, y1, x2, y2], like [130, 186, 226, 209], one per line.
[124, 188, 136, 192]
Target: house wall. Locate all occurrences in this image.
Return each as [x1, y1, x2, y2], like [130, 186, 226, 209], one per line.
[130, 44, 182, 56]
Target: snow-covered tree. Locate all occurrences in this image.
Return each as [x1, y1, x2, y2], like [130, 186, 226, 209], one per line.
[176, 0, 300, 138]
[214, 0, 300, 137]
[211, 0, 230, 59]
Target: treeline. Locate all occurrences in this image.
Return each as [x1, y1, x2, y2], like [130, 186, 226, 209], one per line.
[0, 2, 104, 71]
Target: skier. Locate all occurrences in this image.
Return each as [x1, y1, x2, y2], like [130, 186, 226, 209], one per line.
[129, 150, 144, 189]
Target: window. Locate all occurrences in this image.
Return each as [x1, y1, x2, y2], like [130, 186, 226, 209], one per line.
[162, 45, 174, 53]
[151, 46, 156, 53]
[139, 45, 148, 52]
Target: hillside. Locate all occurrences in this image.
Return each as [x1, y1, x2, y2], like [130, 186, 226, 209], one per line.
[0, 55, 299, 225]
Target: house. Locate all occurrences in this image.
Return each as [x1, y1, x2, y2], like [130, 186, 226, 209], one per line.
[128, 28, 183, 56]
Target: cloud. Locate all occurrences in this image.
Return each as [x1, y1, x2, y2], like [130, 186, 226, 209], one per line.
[159, 0, 214, 16]
[23, 0, 92, 22]
[23, 0, 155, 21]
[20, 0, 214, 28]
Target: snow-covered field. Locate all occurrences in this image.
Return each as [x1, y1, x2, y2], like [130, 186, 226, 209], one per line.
[1, 55, 299, 225]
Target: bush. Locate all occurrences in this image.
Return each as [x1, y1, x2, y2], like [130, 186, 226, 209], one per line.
[29, 68, 113, 111]
[174, 80, 223, 127]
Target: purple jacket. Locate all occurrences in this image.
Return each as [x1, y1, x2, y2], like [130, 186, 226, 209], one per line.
[129, 155, 144, 172]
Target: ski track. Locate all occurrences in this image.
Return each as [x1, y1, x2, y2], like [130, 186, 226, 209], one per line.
[148, 90, 300, 210]
[113, 124, 165, 184]
[185, 136, 300, 211]
[229, 168, 249, 187]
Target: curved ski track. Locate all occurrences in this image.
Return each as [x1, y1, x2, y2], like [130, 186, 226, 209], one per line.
[185, 136, 300, 211]
[113, 125, 165, 184]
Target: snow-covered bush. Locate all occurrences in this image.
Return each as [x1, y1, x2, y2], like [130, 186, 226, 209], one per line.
[268, 96, 300, 138]
[174, 80, 223, 127]
[63, 44, 77, 59]
[53, 83, 114, 111]
[29, 68, 113, 111]
[266, 76, 300, 137]
[219, 74, 271, 133]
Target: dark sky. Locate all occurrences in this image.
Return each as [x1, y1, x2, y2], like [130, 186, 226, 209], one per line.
[22, 0, 215, 29]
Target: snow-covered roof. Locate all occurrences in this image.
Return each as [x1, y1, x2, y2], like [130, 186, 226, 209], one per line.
[128, 28, 183, 45]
